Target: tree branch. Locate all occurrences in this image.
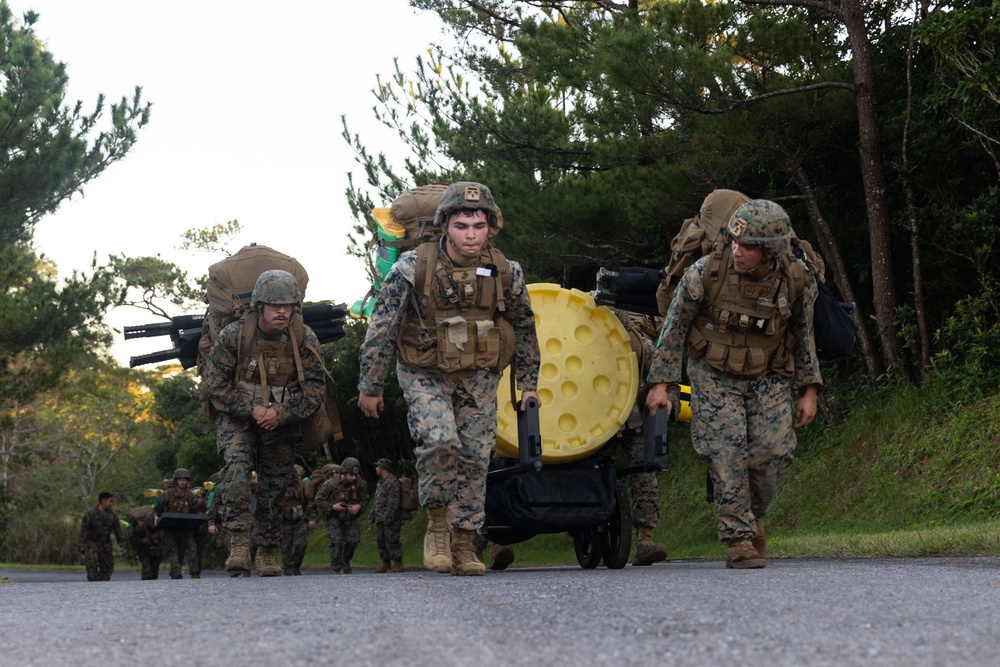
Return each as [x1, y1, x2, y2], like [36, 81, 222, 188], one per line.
[702, 81, 855, 114]
[739, 0, 844, 19]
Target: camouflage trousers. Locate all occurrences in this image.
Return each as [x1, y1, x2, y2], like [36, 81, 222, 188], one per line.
[216, 412, 296, 548]
[136, 547, 162, 580]
[688, 357, 796, 543]
[324, 518, 361, 570]
[397, 364, 499, 531]
[375, 519, 403, 561]
[162, 530, 193, 578]
[82, 541, 114, 582]
[280, 521, 309, 574]
[617, 429, 661, 529]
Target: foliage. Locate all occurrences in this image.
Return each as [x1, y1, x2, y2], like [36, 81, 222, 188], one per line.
[33, 362, 157, 502]
[0, 2, 150, 429]
[322, 319, 415, 470]
[0, 461, 83, 564]
[149, 373, 220, 485]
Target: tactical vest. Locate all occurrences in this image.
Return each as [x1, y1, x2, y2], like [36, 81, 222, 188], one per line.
[282, 480, 306, 522]
[326, 480, 364, 520]
[235, 310, 308, 404]
[687, 246, 805, 377]
[161, 486, 193, 514]
[396, 240, 516, 374]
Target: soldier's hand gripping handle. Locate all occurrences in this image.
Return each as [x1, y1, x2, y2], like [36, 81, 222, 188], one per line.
[516, 394, 542, 472]
[645, 383, 672, 419]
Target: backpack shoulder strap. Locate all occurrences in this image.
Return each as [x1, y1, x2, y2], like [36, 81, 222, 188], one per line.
[702, 245, 729, 305]
[414, 241, 439, 301]
[488, 246, 512, 314]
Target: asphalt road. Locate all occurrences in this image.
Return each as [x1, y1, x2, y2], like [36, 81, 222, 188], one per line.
[2, 557, 998, 666]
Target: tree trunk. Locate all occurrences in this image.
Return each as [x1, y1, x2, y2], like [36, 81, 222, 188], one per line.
[776, 147, 884, 380]
[903, 9, 932, 379]
[841, 0, 902, 370]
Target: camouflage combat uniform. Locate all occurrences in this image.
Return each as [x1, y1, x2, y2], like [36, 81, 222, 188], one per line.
[204, 316, 326, 552]
[279, 472, 312, 575]
[648, 253, 822, 544]
[358, 236, 540, 531]
[614, 310, 663, 531]
[314, 474, 369, 571]
[79, 504, 124, 582]
[370, 472, 403, 562]
[130, 508, 163, 580]
[155, 482, 203, 579]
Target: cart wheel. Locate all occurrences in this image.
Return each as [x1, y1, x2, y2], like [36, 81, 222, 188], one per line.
[572, 529, 602, 569]
[598, 480, 632, 569]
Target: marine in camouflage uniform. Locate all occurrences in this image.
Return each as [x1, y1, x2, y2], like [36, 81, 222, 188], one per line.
[369, 458, 404, 572]
[313, 457, 368, 573]
[78, 492, 124, 582]
[279, 464, 315, 575]
[613, 310, 668, 565]
[154, 467, 201, 579]
[646, 200, 822, 569]
[204, 269, 326, 577]
[129, 506, 164, 580]
[358, 181, 540, 577]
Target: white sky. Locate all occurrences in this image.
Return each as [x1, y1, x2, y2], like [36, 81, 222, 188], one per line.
[19, 0, 444, 366]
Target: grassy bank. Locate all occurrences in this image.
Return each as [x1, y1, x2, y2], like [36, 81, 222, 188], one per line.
[304, 380, 1000, 570]
[17, 378, 997, 572]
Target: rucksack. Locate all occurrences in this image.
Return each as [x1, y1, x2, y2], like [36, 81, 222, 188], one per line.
[811, 280, 859, 361]
[657, 189, 855, 361]
[197, 244, 309, 377]
[305, 467, 341, 503]
[196, 244, 343, 446]
[352, 183, 450, 319]
[398, 475, 419, 522]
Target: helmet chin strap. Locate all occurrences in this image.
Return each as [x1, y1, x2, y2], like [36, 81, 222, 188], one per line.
[446, 235, 481, 260]
[733, 248, 774, 276]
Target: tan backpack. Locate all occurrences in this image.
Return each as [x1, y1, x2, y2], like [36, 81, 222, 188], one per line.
[197, 244, 343, 447]
[399, 475, 419, 521]
[197, 244, 309, 376]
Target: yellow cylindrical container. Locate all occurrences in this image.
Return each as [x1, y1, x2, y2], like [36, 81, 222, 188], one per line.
[495, 284, 638, 464]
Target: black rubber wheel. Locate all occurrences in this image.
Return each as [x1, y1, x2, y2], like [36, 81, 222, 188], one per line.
[598, 480, 633, 569]
[572, 529, 602, 569]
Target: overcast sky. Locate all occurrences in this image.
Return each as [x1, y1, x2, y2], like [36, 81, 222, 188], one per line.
[18, 0, 444, 365]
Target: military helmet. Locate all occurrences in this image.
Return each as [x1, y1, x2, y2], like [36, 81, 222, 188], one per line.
[250, 269, 302, 308]
[433, 181, 503, 238]
[726, 199, 792, 258]
[340, 457, 361, 474]
[173, 468, 191, 480]
[375, 457, 395, 473]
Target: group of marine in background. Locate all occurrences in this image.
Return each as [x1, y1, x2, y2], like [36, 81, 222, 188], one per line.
[79, 456, 415, 581]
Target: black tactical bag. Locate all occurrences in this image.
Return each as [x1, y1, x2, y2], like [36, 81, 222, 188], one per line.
[484, 459, 615, 537]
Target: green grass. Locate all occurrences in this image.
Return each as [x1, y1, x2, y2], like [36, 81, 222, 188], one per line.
[8, 378, 1000, 571]
[303, 379, 1000, 570]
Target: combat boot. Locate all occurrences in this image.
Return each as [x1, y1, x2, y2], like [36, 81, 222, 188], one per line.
[489, 541, 515, 571]
[725, 538, 765, 569]
[752, 518, 766, 559]
[225, 531, 252, 573]
[632, 525, 668, 566]
[255, 547, 281, 577]
[375, 560, 391, 574]
[389, 559, 405, 573]
[451, 529, 486, 576]
[343, 562, 353, 574]
[423, 506, 452, 573]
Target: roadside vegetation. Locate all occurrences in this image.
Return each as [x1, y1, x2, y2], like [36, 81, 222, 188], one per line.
[4, 2, 1000, 570]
